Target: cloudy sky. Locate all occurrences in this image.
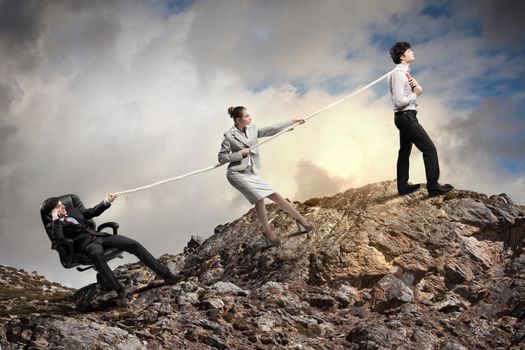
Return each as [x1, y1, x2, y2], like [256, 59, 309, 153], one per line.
[1, 0, 523, 288]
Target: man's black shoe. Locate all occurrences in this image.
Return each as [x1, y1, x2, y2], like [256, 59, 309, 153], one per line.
[398, 183, 421, 196]
[115, 288, 128, 307]
[164, 272, 184, 285]
[428, 184, 453, 197]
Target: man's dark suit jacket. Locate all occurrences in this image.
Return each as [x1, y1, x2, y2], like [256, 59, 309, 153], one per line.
[45, 201, 112, 251]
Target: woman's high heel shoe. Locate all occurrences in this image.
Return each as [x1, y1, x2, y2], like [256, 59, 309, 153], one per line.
[295, 220, 315, 234]
[264, 236, 282, 248]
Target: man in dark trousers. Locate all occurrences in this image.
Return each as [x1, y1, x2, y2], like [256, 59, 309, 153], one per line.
[388, 42, 453, 197]
[42, 193, 182, 306]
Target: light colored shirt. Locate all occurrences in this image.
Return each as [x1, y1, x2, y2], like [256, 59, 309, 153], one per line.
[233, 126, 255, 168]
[388, 64, 418, 112]
[63, 216, 80, 224]
[52, 215, 81, 224]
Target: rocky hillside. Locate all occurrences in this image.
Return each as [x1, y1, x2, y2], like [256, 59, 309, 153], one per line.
[1, 181, 525, 349]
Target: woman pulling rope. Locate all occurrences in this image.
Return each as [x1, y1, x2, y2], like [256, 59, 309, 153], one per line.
[218, 106, 314, 247]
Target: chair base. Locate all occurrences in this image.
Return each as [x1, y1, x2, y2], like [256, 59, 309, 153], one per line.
[73, 273, 132, 312]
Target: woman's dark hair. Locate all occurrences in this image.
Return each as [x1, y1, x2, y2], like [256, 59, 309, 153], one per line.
[389, 42, 411, 64]
[228, 106, 246, 123]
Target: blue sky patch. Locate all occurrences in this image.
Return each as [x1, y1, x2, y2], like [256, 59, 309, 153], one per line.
[164, 0, 195, 16]
[421, 4, 452, 19]
[460, 21, 482, 37]
[468, 75, 525, 101]
[499, 159, 525, 175]
[370, 31, 400, 52]
[290, 79, 308, 97]
[247, 75, 277, 94]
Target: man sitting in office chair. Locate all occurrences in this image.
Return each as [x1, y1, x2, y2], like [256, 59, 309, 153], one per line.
[42, 193, 182, 306]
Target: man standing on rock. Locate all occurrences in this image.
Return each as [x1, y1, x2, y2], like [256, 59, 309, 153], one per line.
[388, 42, 453, 197]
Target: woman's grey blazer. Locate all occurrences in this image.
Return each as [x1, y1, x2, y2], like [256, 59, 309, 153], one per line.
[218, 120, 294, 171]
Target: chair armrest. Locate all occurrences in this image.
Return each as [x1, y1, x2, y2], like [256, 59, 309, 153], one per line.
[97, 222, 119, 235]
[52, 238, 75, 267]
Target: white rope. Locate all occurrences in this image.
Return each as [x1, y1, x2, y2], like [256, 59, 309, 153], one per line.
[114, 68, 395, 196]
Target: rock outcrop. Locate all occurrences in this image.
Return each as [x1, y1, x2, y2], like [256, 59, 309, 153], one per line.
[1, 181, 525, 349]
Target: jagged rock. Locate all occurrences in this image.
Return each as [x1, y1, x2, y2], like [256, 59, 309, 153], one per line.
[259, 281, 285, 299]
[372, 273, 414, 311]
[255, 314, 275, 333]
[200, 266, 225, 285]
[184, 235, 205, 254]
[178, 292, 199, 306]
[433, 294, 469, 313]
[1, 181, 525, 349]
[511, 319, 525, 347]
[211, 281, 249, 296]
[303, 293, 336, 310]
[193, 319, 226, 336]
[458, 236, 493, 269]
[200, 297, 225, 310]
[6, 316, 144, 349]
[185, 327, 231, 349]
[411, 329, 439, 350]
[444, 262, 474, 285]
[335, 284, 358, 307]
[444, 198, 499, 227]
[440, 341, 468, 350]
[346, 323, 407, 348]
[506, 255, 525, 275]
[181, 280, 199, 292]
[276, 294, 307, 310]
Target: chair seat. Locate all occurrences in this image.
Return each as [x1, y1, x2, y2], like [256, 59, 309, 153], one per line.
[69, 247, 123, 267]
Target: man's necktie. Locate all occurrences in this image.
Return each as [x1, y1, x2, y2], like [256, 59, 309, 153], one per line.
[64, 216, 83, 228]
[405, 72, 414, 91]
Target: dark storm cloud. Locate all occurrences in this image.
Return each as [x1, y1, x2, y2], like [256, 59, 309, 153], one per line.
[0, 120, 17, 221]
[449, 0, 525, 50]
[0, 82, 21, 113]
[0, 118, 17, 162]
[0, 0, 235, 288]
[0, 81, 21, 224]
[0, 0, 48, 69]
[476, 0, 525, 46]
[441, 99, 525, 161]
[438, 98, 525, 203]
[0, 0, 125, 253]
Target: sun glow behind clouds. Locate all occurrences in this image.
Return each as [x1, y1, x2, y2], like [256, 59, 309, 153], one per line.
[0, 0, 524, 288]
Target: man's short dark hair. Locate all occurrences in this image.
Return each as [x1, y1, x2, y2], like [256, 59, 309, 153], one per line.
[390, 42, 411, 64]
[43, 197, 59, 214]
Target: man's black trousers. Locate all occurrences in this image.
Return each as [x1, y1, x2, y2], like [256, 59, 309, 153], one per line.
[84, 235, 167, 290]
[394, 110, 440, 191]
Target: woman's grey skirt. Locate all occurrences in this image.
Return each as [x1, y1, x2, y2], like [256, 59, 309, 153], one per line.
[227, 168, 275, 204]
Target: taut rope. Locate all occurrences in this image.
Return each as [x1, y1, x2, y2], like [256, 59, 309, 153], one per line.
[114, 69, 395, 196]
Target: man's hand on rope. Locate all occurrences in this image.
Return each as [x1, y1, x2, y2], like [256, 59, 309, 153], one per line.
[241, 148, 251, 157]
[293, 119, 305, 125]
[104, 193, 118, 205]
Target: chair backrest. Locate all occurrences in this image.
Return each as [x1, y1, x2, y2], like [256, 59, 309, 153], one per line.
[40, 194, 97, 243]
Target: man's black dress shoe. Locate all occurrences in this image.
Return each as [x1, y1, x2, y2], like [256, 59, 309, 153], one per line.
[398, 183, 421, 195]
[115, 288, 128, 307]
[164, 272, 184, 285]
[428, 184, 453, 197]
